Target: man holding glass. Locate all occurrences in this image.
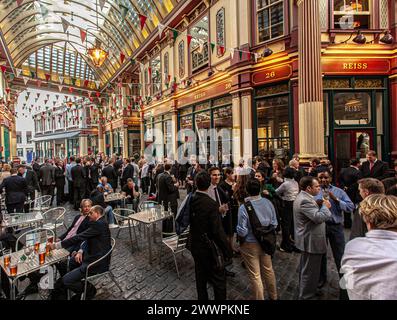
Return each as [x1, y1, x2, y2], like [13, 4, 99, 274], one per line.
[50, 205, 111, 300]
[314, 170, 354, 298]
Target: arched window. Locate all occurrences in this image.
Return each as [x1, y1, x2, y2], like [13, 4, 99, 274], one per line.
[179, 41, 185, 78]
[216, 8, 225, 56]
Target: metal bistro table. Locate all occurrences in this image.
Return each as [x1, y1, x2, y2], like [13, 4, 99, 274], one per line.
[0, 247, 70, 300]
[1, 212, 44, 230]
[104, 193, 126, 207]
[128, 208, 174, 264]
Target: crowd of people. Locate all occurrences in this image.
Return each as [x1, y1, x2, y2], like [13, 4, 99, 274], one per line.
[0, 149, 396, 300]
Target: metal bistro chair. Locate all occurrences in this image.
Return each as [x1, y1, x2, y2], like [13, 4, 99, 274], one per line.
[81, 237, 122, 300]
[112, 208, 139, 252]
[159, 228, 190, 278]
[41, 207, 66, 239]
[15, 227, 55, 252]
[30, 195, 52, 213]
[137, 200, 159, 212]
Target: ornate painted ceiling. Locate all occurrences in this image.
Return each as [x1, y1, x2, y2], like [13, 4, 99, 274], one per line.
[0, 0, 179, 89]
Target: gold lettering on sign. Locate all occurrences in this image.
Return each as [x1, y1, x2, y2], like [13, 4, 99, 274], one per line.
[342, 63, 368, 70]
[265, 71, 276, 79]
[194, 92, 206, 100]
[225, 82, 232, 90]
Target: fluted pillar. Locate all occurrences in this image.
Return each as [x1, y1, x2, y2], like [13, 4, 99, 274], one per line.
[297, 0, 326, 159]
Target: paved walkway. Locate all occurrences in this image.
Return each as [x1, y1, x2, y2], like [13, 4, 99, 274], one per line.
[53, 189, 343, 301]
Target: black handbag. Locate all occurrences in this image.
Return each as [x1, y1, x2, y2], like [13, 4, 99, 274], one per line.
[201, 233, 224, 272]
[244, 201, 276, 255]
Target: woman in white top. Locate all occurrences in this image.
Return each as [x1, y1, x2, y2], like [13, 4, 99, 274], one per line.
[341, 194, 397, 300]
[275, 167, 300, 253]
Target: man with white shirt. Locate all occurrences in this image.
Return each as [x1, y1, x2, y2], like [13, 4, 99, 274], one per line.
[141, 160, 149, 194]
[275, 167, 300, 253]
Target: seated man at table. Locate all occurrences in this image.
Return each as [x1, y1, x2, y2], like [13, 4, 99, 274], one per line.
[50, 205, 111, 300]
[121, 178, 140, 211]
[17, 199, 93, 298]
[90, 185, 117, 228]
[98, 176, 113, 194]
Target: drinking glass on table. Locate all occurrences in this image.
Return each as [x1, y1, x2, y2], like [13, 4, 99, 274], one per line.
[3, 249, 11, 267]
[38, 249, 46, 265]
[9, 262, 18, 277]
[24, 246, 33, 262]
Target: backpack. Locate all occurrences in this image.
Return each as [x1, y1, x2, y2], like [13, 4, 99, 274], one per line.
[175, 192, 193, 235]
[243, 201, 276, 255]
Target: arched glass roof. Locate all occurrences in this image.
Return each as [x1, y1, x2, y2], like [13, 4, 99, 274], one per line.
[0, 0, 178, 89]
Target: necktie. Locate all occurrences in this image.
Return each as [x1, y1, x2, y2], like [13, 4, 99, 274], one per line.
[214, 187, 221, 206]
[370, 162, 374, 171]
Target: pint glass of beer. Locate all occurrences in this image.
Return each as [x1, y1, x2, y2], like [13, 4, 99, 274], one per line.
[9, 263, 17, 277]
[3, 254, 11, 267]
[39, 250, 46, 265]
[34, 241, 40, 253]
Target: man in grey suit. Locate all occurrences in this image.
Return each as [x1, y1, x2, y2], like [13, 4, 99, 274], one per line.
[39, 159, 55, 205]
[294, 176, 332, 300]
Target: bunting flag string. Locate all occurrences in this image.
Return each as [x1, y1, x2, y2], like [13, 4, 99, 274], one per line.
[139, 14, 147, 30]
[61, 17, 70, 33]
[80, 28, 87, 44]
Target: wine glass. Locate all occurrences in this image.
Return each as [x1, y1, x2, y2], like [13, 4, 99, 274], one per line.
[24, 246, 33, 265]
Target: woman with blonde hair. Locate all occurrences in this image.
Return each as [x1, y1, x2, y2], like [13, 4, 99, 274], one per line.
[341, 194, 397, 299]
[0, 164, 11, 184]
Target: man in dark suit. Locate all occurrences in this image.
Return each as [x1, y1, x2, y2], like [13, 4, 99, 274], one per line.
[54, 160, 66, 206]
[114, 156, 123, 189]
[381, 159, 397, 193]
[50, 205, 111, 300]
[339, 159, 363, 228]
[157, 163, 179, 236]
[88, 158, 100, 195]
[39, 159, 55, 203]
[102, 160, 118, 192]
[71, 158, 86, 210]
[189, 171, 232, 300]
[121, 158, 134, 187]
[18, 165, 40, 212]
[31, 158, 41, 177]
[360, 150, 389, 180]
[59, 199, 91, 251]
[186, 162, 202, 194]
[0, 167, 28, 213]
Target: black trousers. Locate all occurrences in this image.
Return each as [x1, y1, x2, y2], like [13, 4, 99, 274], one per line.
[56, 183, 65, 205]
[193, 254, 226, 300]
[68, 180, 74, 204]
[6, 203, 25, 213]
[41, 185, 54, 205]
[280, 200, 294, 250]
[162, 203, 177, 235]
[142, 177, 150, 193]
[73, 186, 85, 210]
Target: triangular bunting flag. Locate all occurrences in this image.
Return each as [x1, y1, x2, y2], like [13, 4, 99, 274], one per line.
[45, 74, 51, 82]
[37, 93, 41, 98]
[71, 78, 76, 86]
[219, 45, 225, 56]
[80, 28, 87, 44]
[187, 34, 193, 47]
[148, 67, 152, 79]
[84, 79, 89, 87]
[139, 14, 147, 30]
[58, 85, 63, 92]
[173, 30, 178, 41]
[37, 80, 42, 88]
[16, 0, 24, 6]
[158, 23, 165, 39]
[127, 83, 132, 90]
[120, 4, 128, 18]
[59, 76, 64, 84]
[99, 0, 106, 11]
[95, 80, 100, 89]
[198, 39, 205, 54]
[230, 48, 235, 60]
[210, 43, 216, 54]
[95, 92, 101, 98]
[246, 51, 251, 60]
[55, 95, 59, 100]
[40, 3, 49, 19]
[87, 91, 92, 98]
[44, 100, 48, 105]
[1, 65, 7, 73]
[239, 50, 243, 60]
[23, 77, 29, 85]
[61, 18, 70, 33]
[16, 69, 22, 78]
[120, 52, 125, 64]
[254, 53, 259, 63]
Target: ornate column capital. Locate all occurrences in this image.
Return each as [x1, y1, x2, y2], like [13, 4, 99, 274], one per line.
[296, 0, 304, 6]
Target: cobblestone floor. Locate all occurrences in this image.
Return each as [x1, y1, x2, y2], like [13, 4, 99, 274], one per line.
[22, 190, 346, 300]
[50, 188, 346, 301]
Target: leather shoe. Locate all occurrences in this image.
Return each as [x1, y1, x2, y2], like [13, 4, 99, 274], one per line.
[225, 270, 235, 277]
